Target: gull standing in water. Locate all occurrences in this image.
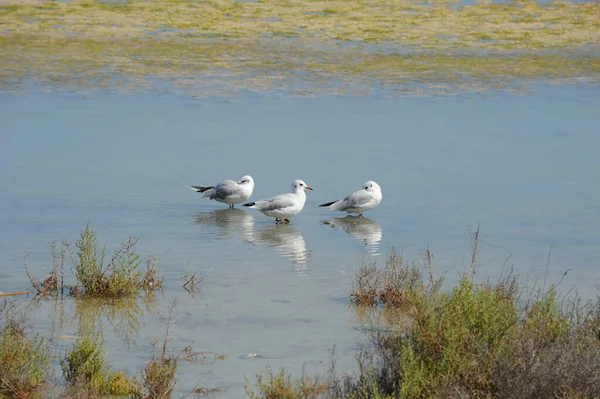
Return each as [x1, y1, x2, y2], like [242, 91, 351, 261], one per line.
[189, 175, 255, 209]
[319, 181, 382, 217]
[243, 179, 313, 223]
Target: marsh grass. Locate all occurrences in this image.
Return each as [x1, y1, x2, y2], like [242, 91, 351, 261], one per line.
[25, 222, 163, 300]
[253, 230, 600, 399]
[245, 367, 328, 399]
[24, 241, 69, 298]
[137, 345, 178, 399]
[342, 280, 600, 399]
[135, 301, 180, 399]
[330, 233, 600, 398]
[61, 298, 215, 398]
[60, 334, 138, 397]
[72, 223, 162, 298]
[1, 0, 599, 96]
[182, 265, 210, 297]
[0, 300, 51, 398]
[350, 247, 434, 308]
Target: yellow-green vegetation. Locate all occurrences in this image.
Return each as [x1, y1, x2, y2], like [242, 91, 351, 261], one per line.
[350, 247, 429, 307]
[73, 222, 161, 298]
[250, 244, 600, 398]
[339, 277, 600, 398]
[60, 335, 138, 396]
[338, 251, 600, 398]
[60, 299, 193, 398]
[134, 300, 180, 399]
[1, 0, 599, 47]
[137, 348, 178, 399]
[0, 301, 51, 398]
[1, 0, 599, 96]
[246, 367, 328, 399]
[26, 222, 163, 299]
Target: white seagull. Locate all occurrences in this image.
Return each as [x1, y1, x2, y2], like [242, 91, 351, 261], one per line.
[189, 175, 255, 209]
[319, 181, 382, 216]
[243, 179, 313, 223]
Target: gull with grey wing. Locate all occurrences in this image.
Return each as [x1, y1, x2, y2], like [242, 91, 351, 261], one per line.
[189, 175, 254, 209]
[319, 181, 382, 216]
[243, 179, 313, 223]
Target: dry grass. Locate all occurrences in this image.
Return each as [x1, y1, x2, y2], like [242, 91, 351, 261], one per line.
[182, 265, 210, 297]
[350, 247, 432, 308]
[245, 367, 328, 399]
[135, 300, 181, 399]
[137, 348, 177, 399]
[23, 241, 69, 298]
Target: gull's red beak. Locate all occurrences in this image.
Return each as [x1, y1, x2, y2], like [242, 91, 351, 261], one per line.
[305, 186, 313, 191]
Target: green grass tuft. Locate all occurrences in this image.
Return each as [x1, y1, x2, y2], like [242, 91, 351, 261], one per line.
[25, 222, 163, 299]
[267, 230, 600, 399]
[330, 243, 600, 398]
[60, 334, 138, 396]
[0, 301, 51, 398]
[73, 222, 148, 298]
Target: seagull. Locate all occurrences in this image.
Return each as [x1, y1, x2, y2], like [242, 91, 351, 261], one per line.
[319, 181, 382, 216]
[243, 179, 313, 223]
[189, 175, 255, 209]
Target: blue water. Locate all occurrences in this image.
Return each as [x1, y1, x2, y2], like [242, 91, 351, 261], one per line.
[1, 84, 599, 396]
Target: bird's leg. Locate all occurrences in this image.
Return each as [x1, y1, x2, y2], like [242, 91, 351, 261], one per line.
[229, 204, 234, 209]
[283, 219, 290, 224]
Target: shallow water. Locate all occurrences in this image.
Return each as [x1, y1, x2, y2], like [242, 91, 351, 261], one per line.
[1, 84, 600, 396]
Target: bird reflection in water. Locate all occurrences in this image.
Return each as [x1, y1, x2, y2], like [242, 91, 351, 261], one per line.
[193, 208, 255, 242]
[323, 216, 382, 256]
[248, 224, 311, 274]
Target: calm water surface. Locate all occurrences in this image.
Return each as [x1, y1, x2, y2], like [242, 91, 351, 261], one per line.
[1, 85, 599, 397]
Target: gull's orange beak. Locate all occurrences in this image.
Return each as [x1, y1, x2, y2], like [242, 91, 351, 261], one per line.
[305, 186, 313, 191]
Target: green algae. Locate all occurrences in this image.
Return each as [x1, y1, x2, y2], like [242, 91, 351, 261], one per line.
[1, 0, 599, 96]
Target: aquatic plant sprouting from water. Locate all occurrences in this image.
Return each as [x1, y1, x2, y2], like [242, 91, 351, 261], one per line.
[72, 222, 163, 298]
[23, 222, 163, 299]
[60, 334, 138, 396]
[135, 300, 180, 399]
[137, 345, 178, 399]
[350, 247, 435, 307]
[325, 230, 600, 398]
[245, 367, 328, 399]
[22, 240, 69, 298]
[0, 300, 51, 398]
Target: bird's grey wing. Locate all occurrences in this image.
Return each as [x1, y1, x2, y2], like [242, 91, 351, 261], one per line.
[259, 194, 296, 211]
[341, 190, 372, 209]
[212, 180, 240, 200]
